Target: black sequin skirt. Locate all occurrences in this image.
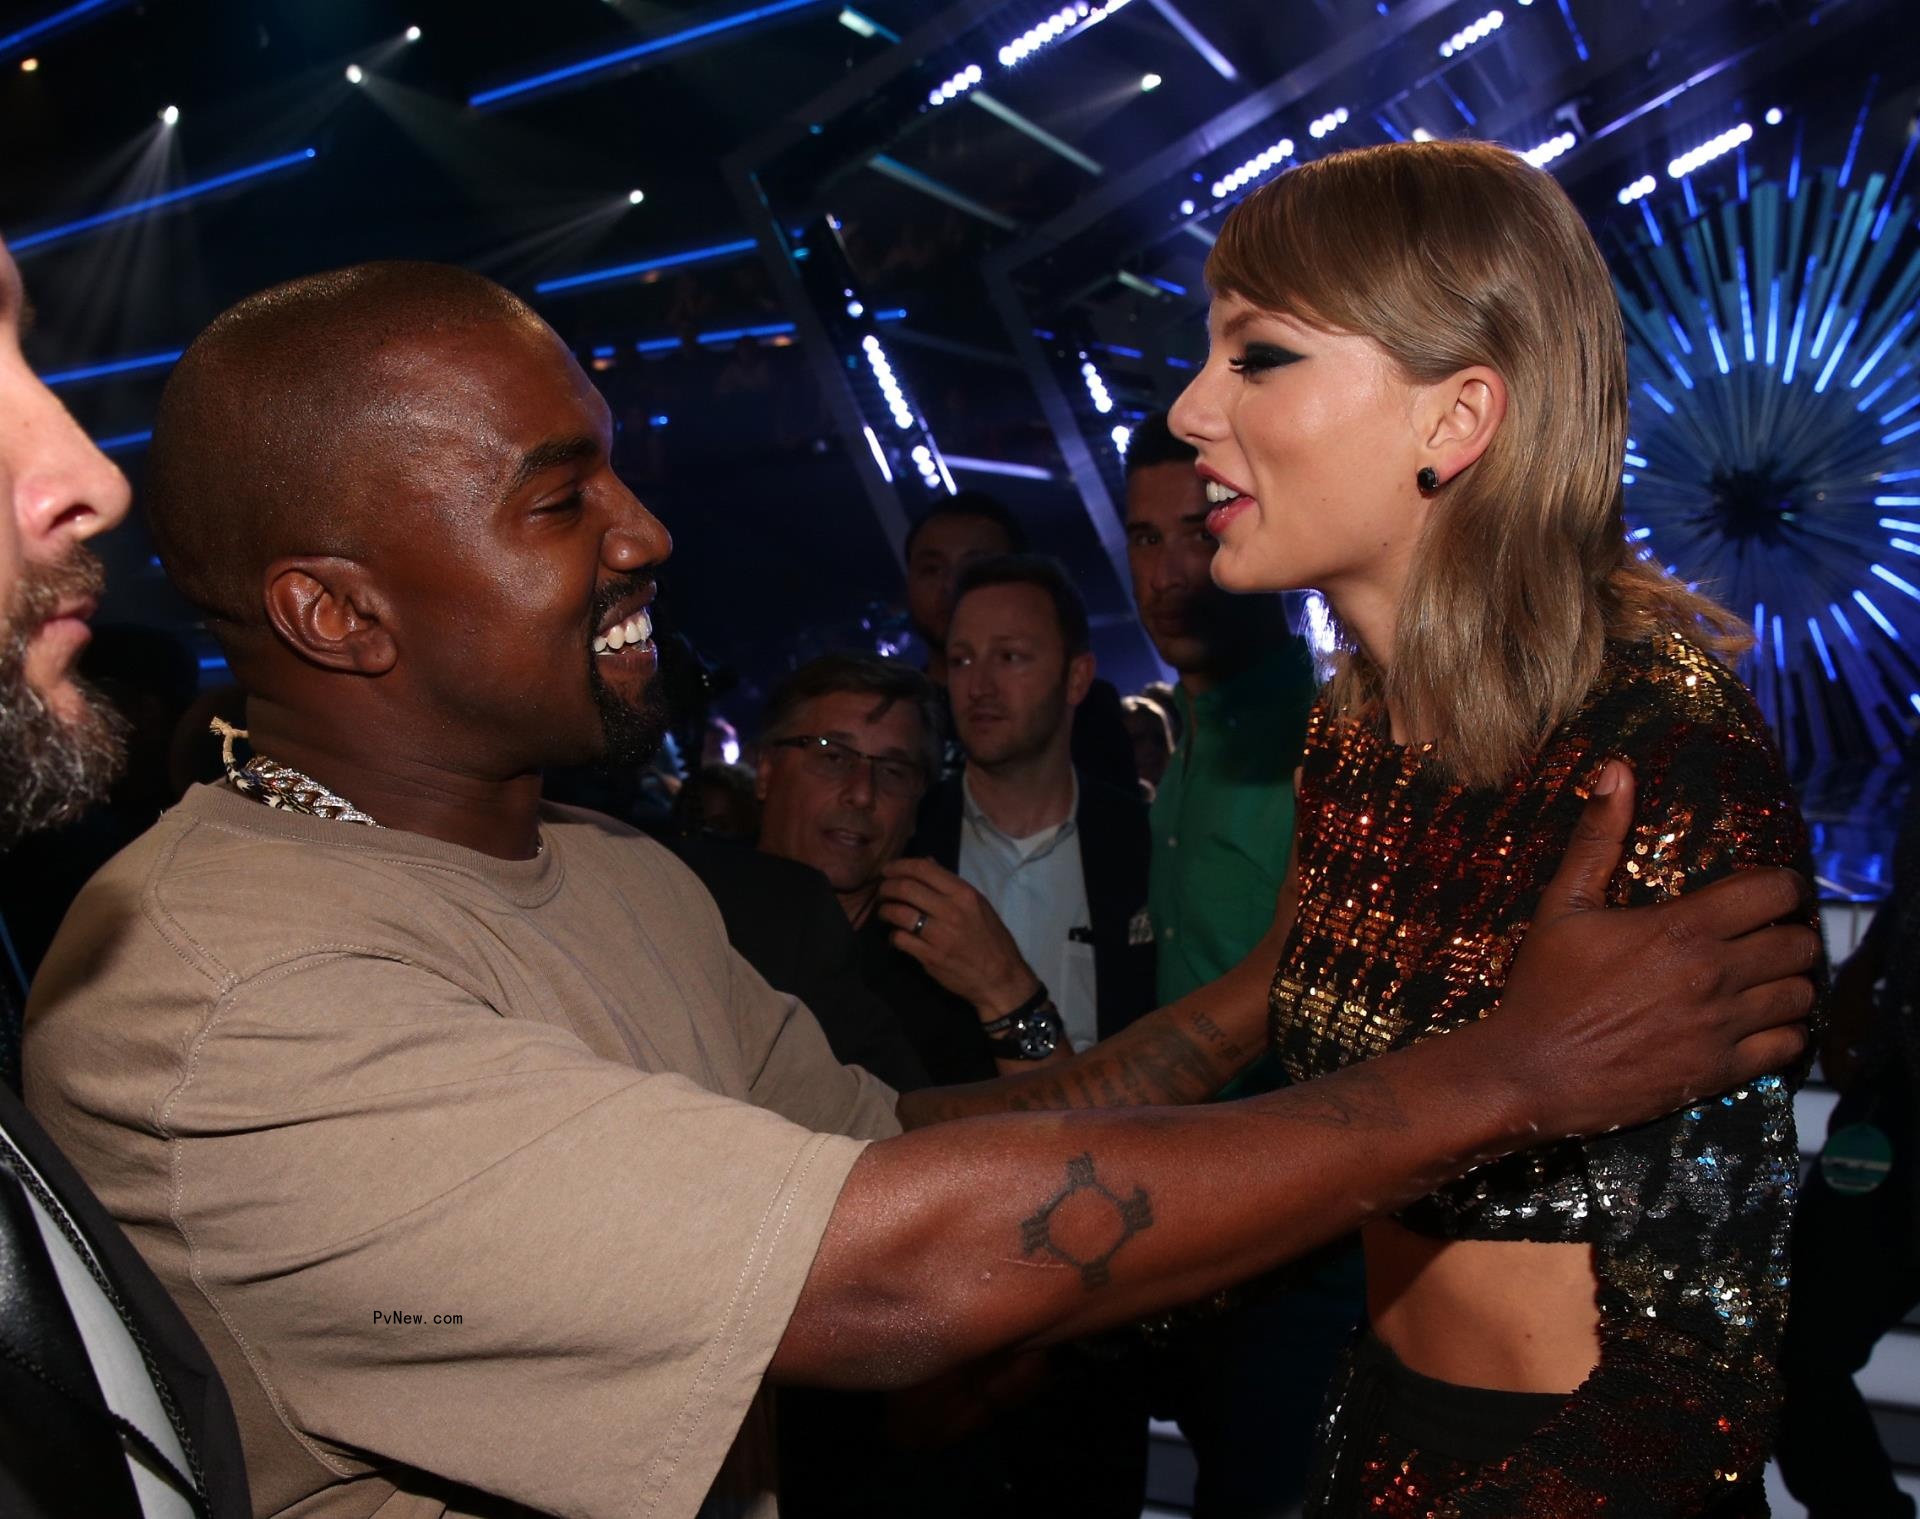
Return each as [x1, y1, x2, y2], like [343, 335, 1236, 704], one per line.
[1306, 1329, 1569, 1517]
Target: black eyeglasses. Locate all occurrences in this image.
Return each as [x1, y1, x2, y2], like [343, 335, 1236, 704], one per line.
[773, 735, 928, 797]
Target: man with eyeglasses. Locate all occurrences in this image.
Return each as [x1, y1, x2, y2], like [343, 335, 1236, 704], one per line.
[753, 652, 1046, 1085]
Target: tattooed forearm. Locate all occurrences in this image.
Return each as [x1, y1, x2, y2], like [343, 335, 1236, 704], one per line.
[1018, 1152, 1156, 1289]
[1266, 1066, 1413, 1131]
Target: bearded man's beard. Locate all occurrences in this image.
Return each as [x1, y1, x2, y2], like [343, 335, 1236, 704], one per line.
[0, 549, 127, 851]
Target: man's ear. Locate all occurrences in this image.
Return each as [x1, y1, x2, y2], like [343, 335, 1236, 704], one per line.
[1066, 651, 1097, 707]
[1416, 364, 1508, 485]
[262, 557, 397, 675]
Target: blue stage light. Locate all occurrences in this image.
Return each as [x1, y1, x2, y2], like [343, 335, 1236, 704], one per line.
[534, 238, 757, 295]
[1615, 111, 1920, 768]
[9, 148, 316, 254]
[95, 429, 152, 453]
[42, 348, 183, 387]
[471, 0, 826, 108]
[945, 456, 1055, 481]
[1520, 131, 1575, 168]
[1439, 8, 1504, 59]
[0, 0, 128, 65]
[695, 322, 794, 344]
[634, 337, 682, 354]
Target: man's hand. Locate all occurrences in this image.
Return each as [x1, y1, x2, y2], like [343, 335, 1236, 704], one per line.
[1487, 759, 1818, 1142]
[875, 857, 1041, 1018]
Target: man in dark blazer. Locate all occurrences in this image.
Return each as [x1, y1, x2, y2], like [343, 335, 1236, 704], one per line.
[909, 554, 1156, 1519]
[0, 233, 248, 1518]
[916, 556, 1156, 1053]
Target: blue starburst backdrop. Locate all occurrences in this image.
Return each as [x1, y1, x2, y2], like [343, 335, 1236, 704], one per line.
[1612, 107, 1920, 806]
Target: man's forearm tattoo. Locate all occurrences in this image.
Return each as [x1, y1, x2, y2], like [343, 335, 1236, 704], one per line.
[1019, 1152, 1155, 1289]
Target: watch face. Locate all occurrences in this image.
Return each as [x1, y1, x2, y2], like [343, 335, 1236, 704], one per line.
[1017, 1019, 1059, 1060]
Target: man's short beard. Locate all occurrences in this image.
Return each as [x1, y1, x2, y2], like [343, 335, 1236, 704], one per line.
[0, 549, 127, 851]
[592, 665, 670, 768]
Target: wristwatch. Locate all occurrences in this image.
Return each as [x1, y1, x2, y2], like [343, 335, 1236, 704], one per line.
[981, 987, 1066, 1061]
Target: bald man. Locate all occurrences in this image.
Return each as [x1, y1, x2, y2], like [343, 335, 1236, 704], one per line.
[24, 263, 1818, 1519]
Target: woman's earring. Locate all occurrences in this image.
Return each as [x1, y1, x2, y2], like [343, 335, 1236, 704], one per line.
[1417, 467, 1441, 494]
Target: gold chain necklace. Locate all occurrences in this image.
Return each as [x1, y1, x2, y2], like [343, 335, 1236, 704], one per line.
[211, 719, 381, 828]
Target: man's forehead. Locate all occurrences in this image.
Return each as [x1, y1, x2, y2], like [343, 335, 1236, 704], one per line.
[800, 689, 921, 743]
[380, 318, 609, 473]
[1125, 462, 1207, 527]
[912, 515, 1010, 558]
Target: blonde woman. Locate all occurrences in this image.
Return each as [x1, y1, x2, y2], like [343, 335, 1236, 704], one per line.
[1170, 139, 1814, 1515]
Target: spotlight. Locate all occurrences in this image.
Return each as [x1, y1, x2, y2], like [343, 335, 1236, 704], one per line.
[159, 104, 179, 125]
[1111, 423, 1132, 454]
[1666, 120, 1752, 180]
[1140, 73, 1161, 91]
[627, 189, 645, 205]
[1764, 107, 1784, 126]
[19, 58, 38, 73]
[1178, 198, 1195, 215]
[345, 64, 364, 84]
[1439, 7, 1504, 59]
[1411, 127, 1435, 142]
[1520, 131, 1576, 168]
[846, 299, 864, 317]
[405, 24, 422, 41]
[1615, 173, 1657, 205]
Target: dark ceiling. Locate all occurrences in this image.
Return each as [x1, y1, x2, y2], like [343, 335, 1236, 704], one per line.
[6, 0, 1917, 728]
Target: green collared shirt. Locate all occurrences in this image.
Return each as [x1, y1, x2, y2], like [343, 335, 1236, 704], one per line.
[1149, 635, 1319, 1037]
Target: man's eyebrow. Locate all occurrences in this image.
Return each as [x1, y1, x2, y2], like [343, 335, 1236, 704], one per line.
[505, 435, 598, 496]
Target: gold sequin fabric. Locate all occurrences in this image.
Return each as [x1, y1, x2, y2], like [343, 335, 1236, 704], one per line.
[1273, 633, 1813, 1516]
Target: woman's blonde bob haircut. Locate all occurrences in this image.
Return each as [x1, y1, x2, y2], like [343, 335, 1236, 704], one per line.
[1206, 139, 1748, 787]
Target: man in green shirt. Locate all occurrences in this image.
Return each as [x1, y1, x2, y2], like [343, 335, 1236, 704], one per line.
[1125, 413, 1317, 1015]
[1122, 411, 1350, 1519]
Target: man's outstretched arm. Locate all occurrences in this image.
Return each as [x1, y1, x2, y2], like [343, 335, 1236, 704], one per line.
[774, 763, 1817, 1389]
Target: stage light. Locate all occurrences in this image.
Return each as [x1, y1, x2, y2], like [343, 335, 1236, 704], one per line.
[1140, 73, 1161, 91]
[472, 0, 826, 108]
[627, 189, 645, 204]
[845, 299, 864, 317]
[1520, 131, 1575, 168]
[997, 0, 1130, 69]
[345, 64, 364, 84]
[1111, 423, 1132, 454]
[1439, 8, 1503, 59]
[19, 57, 37, 72]
[159, 104, 179, 125]
[1210, 135, 1294, 199]
[405, 24, 422, 41]
[863, 334, 917, 430]
[1178, 197, 1195, 215]
[946, 456, 1055, 481]
[928, 61, 983, 106]
[42, 348, 184, 387]
[1411, 128, 1435, 142]
[1666, 121, 1751, 179]
[10, 144, 316, 253]
[534, 237, 757, 294]
[1765, 107, 1783, 126]
[1616, 173, 1657, 205]
[1079, 354, 1114, 415]
[1307, 107, 1347, 141]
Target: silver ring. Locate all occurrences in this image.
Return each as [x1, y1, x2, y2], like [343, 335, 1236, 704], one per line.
[910, 912, 929, 937]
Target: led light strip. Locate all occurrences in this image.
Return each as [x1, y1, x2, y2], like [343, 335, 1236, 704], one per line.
[1438, 7, 1503, 58]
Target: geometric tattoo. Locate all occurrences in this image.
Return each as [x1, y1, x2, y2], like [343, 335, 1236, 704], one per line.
[1019, 1152, 1155, 1289]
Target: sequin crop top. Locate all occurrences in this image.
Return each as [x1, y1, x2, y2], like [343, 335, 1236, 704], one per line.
[1271, 632, 1813, 1515]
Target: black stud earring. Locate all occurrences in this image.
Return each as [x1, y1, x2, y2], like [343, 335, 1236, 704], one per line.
[1417, 467, 1441, 493]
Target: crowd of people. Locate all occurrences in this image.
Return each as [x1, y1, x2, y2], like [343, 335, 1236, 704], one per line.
[0, 135, 1903, 1519]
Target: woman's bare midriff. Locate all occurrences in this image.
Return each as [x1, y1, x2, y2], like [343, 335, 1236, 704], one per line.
[1364, 1217, 1602, 1394]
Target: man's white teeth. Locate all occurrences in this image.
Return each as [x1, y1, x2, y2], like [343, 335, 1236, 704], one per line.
[1204, 480, 1242, 505]
[593, 609, 653, 656]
